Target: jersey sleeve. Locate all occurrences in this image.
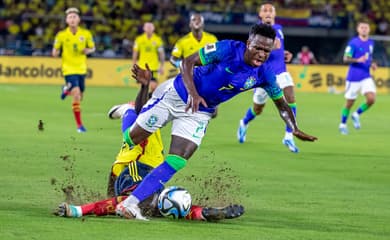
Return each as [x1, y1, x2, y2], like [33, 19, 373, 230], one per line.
[171, 40, 183, 58]
[86, 30, 95, 48]
[344, 40, 355, 58]
[53, 32, 63, 50]
[156, 36, 164, 52]
[199, 40, 232, 65]
[133, 37, 140, 52]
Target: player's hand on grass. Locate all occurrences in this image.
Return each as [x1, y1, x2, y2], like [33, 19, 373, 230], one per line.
[293, 130, 318, 142]
[132, 64, 152, 86]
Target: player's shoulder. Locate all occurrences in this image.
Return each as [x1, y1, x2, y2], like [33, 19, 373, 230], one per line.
[177, 33, 192, 43]
[273, 23, 283, 30]
[79, 27, 93, 35]
[203, 31, 218, 40]
[55, 28, 68, 37]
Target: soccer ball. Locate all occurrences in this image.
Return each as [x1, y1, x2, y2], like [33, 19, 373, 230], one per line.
[157, 186, 192, 219]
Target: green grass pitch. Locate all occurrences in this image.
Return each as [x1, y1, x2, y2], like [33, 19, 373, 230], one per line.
[0, 84, 389, 240]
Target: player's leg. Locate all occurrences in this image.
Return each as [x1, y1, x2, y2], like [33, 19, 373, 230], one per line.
[339, 81, 359, 134]
[186, 204, 245, 221]
[237, 87, 267, 143]
[117, 104, 211, 220]
[107, 102, 135, 120]
[351, 78, 376, 129]
[65, 75, 86, 132]
[56, 196, 128, 217]
[116, 137, 193, 220]
[277, 72, 298, 152]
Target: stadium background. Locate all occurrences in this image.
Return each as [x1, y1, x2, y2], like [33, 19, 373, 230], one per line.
[0, 0, 389, 92]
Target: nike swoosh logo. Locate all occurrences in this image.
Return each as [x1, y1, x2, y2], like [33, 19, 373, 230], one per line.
[225, 67, 234, 74]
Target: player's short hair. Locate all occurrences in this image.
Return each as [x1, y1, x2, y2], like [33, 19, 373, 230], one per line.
[260, 1, 275, 8]
[65, 7, 80, 16]
[249, 23, 276, 41]
[356, 18, 369, 25]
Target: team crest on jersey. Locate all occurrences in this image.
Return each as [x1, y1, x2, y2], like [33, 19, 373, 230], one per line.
[243, 76, 256, 90]
[79, 36, 85, 41]
[146, 114, 158, 128]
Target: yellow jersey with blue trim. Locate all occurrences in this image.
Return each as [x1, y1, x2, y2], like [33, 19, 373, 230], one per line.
[133, 33, 164, 71]
[171, 31, 217, 59]
[111, 129, 164, 177]
[53, 27, 95, 76]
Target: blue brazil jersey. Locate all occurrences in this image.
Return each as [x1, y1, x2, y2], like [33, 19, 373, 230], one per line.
[266, 23, 286, 74]
[344, 37, 374, 82]
[173, 40, 283, 113]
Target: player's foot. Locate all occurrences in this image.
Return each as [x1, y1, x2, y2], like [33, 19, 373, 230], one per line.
[282, 138, 299, 153]
[237, 120, 248, 143]
[201, 204, 245, 221]
[55, 203, 81, 217]
[107, 103, 134, 119]
[77, 125, 87, 133]
[115, 202, 148, 221]
[60, 85, 70, 100]
[339, 123, 348, 135]
[351, 112, 361, 129]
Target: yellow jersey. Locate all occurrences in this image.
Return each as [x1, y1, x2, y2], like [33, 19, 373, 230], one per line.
[53, 27, 95, 76]
[133, 33, 164, 71]
[111, 129, 164, 177]
[171, 31, 218, 59]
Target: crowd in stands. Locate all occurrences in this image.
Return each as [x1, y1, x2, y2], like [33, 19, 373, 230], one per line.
[0, 0, 389, 63]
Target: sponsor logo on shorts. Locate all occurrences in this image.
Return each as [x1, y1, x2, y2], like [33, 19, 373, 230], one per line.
[146, 115, 158, 128]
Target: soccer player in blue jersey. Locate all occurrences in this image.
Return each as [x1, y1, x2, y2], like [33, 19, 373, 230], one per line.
[115, 24, 317, 220]
[237, 2, 299, 153]
[338, 20, 377, 134]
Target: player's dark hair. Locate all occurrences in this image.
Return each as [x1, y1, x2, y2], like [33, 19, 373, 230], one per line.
[260, 1, 275, 8]
[248, 23, 276, 41]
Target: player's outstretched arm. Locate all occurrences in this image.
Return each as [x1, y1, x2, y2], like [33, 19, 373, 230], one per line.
[131, 64, 151, 114]
[273, 97, 317, 142]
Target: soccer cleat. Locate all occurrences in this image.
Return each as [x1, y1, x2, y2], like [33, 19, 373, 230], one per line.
[77, 125, 87, 133]
[107, 103, 133, 119]
[201, 204, 245, 221]
[237, 120, 248, 143]
[339, 123, 348, 135]
[55, 202, 81, 217]
[60, 85, 70, 100]
[351, 112, 361, 129]
[115, 202, 148, 221]
[282, 138, 299, 153]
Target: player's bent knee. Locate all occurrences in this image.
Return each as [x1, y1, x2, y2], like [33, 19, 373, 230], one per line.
[165, 154, 187, 171]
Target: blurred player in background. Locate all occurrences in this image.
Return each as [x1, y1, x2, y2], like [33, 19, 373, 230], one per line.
[297, 45, 318, 65]
[52, 7, 95, 133]
[338, 20, 377, 135]
[237, 2, 299, 153]
[56, 64, 244, 221]
[169, 13, 217, 69]
[115, 24, 317, 220]
[133, 22, 165, 93]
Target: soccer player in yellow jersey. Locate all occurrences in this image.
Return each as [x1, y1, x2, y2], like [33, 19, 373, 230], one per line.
[132, 22, 165, 93]
[169, 13, 218, 68]
[52, 8, 95, 133]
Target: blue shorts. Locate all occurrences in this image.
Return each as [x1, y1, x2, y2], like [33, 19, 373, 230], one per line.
[64, 74, 86, 92]
[114, 161, 154, 196]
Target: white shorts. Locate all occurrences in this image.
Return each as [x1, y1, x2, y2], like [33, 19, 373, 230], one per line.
[253, 71, 294, 104]
[344, 77, 376, 100]
[135, 83, 212, 146]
